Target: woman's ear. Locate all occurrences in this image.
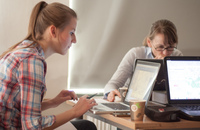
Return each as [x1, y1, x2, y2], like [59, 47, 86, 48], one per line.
[49, 25, 57, 38]
[147, 37, 152, 48]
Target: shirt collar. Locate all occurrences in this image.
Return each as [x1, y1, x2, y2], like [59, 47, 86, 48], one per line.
[146, 47, 154, 59]
[22, 40, 45, 59]
[36, 44, 45, 59]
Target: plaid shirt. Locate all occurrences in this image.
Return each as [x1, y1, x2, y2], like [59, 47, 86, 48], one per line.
[0, 40, 55, 129]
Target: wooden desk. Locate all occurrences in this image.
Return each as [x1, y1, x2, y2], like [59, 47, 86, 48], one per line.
[67, 100, 200, 130]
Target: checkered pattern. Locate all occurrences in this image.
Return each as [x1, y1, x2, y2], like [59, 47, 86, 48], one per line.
[0, 40, 55, 129]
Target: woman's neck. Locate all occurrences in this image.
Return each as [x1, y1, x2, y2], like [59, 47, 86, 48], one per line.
[38, 40, 54, 59]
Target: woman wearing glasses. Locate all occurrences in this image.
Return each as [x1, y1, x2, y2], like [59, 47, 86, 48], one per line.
[104, 19, 183, 102]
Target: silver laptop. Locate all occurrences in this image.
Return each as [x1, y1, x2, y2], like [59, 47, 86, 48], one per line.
[165, 56, 200, 121]
[137, 59, 165, 91]
[90, 60, 161, 114]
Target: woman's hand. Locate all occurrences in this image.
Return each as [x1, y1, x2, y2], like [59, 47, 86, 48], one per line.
[51, 90, 78, 108]
[107, 89, 121, 102]
[44, 95, 97, 129]
[72, 95, 97, 118]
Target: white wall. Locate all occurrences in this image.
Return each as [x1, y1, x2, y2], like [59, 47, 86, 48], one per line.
[1, 0, 200, 98]
[69, 0, 200, 92]
[0, 0, 69, 98]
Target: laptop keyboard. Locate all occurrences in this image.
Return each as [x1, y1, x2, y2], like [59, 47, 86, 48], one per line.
[177, 105, 200, 111]
[102, 103, 130, 110]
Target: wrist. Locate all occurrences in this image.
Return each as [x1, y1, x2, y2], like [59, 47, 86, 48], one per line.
[70, 107, 78, 118]
[104, 92, 110, 99]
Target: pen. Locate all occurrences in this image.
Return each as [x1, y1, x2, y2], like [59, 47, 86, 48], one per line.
[87, 93, 98, 99]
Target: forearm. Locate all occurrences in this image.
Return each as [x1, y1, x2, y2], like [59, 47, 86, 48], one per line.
[42, 99, 55, 111]
[43, 109, 76, 130]
[43, 95, 96, 129]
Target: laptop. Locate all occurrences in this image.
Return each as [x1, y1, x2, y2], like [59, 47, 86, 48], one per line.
[90, 60, 161, 114]
[136, 59, 165, 91]
[164, 56, 200, 121]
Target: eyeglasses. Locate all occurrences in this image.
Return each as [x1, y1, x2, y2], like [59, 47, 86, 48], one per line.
[152, 44, 177, 51]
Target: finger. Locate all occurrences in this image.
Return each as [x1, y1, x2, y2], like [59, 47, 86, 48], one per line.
[71, 96, 78, 100]
[108, 93, 115, 102]
[64, 95, 73, 100]
[62, 90, 70, 95]
[72, 93, 78, 100]
[114, 89, 121, 98]
[69, 91, 78, 100]
[88, 99, 98, 108]
[89, 98, 96, 103]
[90, 102, 98, 106]
[82, 95, 88, 99]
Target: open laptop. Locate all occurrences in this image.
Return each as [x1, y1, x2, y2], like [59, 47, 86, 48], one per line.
[90, 60, 161, 114]
[164, 56, 200, 121]
[137, 59, 165, 91]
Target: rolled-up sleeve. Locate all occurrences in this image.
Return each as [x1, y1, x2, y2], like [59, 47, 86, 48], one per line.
[17, 56, 55, 129]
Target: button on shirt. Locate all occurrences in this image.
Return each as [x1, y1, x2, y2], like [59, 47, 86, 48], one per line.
[104, 46, 183, 95]
[0, 40, 55, 129]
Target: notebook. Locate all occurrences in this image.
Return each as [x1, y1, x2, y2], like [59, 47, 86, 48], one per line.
[90, 60, 161, 114]
[136, 59, 165, 91]
[164, 56, 200, 121]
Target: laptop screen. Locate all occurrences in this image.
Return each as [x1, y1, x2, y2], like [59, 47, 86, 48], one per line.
[125, 60, 161, 102]
[136, 59, 165, 91]
[165, 56, 200, 104]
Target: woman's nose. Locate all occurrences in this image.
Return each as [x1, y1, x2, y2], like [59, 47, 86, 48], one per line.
[162, 49, 171, 56]
[72, 35, 77, 43]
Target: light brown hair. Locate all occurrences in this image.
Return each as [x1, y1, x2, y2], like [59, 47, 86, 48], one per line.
[0, 1, 77, 58]
[143, 19, 178, 47]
